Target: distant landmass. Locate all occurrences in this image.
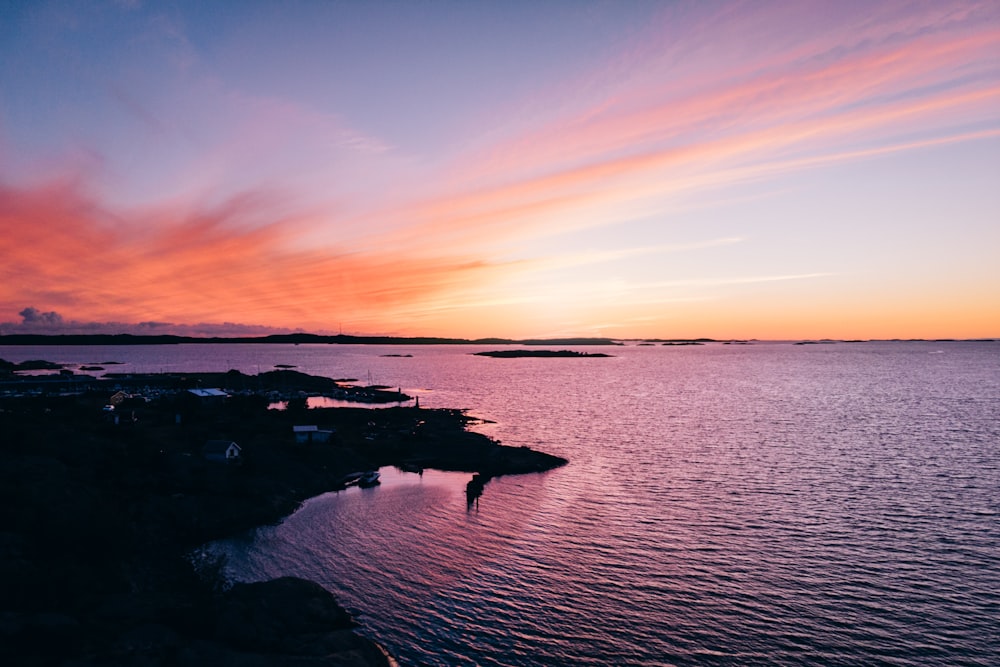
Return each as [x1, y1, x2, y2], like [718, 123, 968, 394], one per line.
[1, 334, 994, 347]
[0, 333, 623, 346]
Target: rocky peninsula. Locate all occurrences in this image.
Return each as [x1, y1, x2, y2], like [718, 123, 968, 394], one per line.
[0, 363, 566, 665]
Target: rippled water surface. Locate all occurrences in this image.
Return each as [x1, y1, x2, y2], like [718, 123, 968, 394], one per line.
[5, 342, 999, 665]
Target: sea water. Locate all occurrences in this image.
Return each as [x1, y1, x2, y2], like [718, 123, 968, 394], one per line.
[3, 341, 998, 665]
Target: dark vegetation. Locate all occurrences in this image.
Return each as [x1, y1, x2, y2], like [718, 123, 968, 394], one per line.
[0, 366, 566, 666]
[0, 368, 410, 405]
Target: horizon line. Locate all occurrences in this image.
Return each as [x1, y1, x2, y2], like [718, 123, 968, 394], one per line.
[0, 332, 996, 344]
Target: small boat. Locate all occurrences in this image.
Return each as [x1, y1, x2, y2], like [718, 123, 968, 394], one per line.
[340, 471, 363, 486]
[357, 470, 381, 487]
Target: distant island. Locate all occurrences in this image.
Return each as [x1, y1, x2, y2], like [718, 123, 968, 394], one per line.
[473, 349, 613, 358]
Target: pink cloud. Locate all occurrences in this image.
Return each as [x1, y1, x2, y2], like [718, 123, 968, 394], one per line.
[462, 14, 998, 185]
[361, 4, 998, 257]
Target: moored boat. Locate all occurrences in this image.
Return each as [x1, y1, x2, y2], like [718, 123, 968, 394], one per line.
[358, 470, 381, 487]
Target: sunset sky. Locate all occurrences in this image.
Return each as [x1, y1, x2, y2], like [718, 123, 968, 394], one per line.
[1, 0, 998, 339]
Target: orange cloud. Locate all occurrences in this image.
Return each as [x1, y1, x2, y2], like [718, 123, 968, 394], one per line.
[0, 178, 506, 332]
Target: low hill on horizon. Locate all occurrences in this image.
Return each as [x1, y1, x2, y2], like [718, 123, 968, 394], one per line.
[0, 333, 624, 346]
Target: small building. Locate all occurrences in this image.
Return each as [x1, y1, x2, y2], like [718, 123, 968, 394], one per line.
[202, 439, 241, 462]
[187, 388, 229, 403]
[292, 424, 335, 444]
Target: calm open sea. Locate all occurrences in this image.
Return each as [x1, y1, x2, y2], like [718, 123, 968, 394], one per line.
[3, 341, 998, 665]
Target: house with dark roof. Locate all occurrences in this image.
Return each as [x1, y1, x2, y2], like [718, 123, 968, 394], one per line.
[292, 424, 336, 444]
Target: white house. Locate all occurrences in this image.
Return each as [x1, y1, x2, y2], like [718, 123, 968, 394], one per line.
[202, 439, 242, 462]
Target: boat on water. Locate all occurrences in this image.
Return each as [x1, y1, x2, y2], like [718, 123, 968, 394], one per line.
[339, 471, 363, 486]
[339, 469, 381, 487]
[357, 470, 381, 487]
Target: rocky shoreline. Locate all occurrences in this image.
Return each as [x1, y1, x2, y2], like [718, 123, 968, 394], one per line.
[0, 364, 566, 665]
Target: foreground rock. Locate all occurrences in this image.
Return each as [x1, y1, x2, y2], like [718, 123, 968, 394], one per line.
[210, 577, 394, 665]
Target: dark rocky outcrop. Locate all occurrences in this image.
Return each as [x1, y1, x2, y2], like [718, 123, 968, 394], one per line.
[0, 368, 565, 665]
[473, 349, 612, 358]
[211, 577, 391, 664]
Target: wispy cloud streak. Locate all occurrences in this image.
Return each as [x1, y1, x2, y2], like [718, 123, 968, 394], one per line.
[377, 5, 999, 255]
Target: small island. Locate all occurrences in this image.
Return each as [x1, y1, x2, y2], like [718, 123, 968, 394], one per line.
[0, 362, 567, 665]
[473, 349, 613, 358]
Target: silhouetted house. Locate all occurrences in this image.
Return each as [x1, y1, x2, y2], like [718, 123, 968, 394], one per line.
[293, 424, 335, 444]
[109, 391, 128, 406]
[187, 388, 228, 404]
[202, 439, 241, 462]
